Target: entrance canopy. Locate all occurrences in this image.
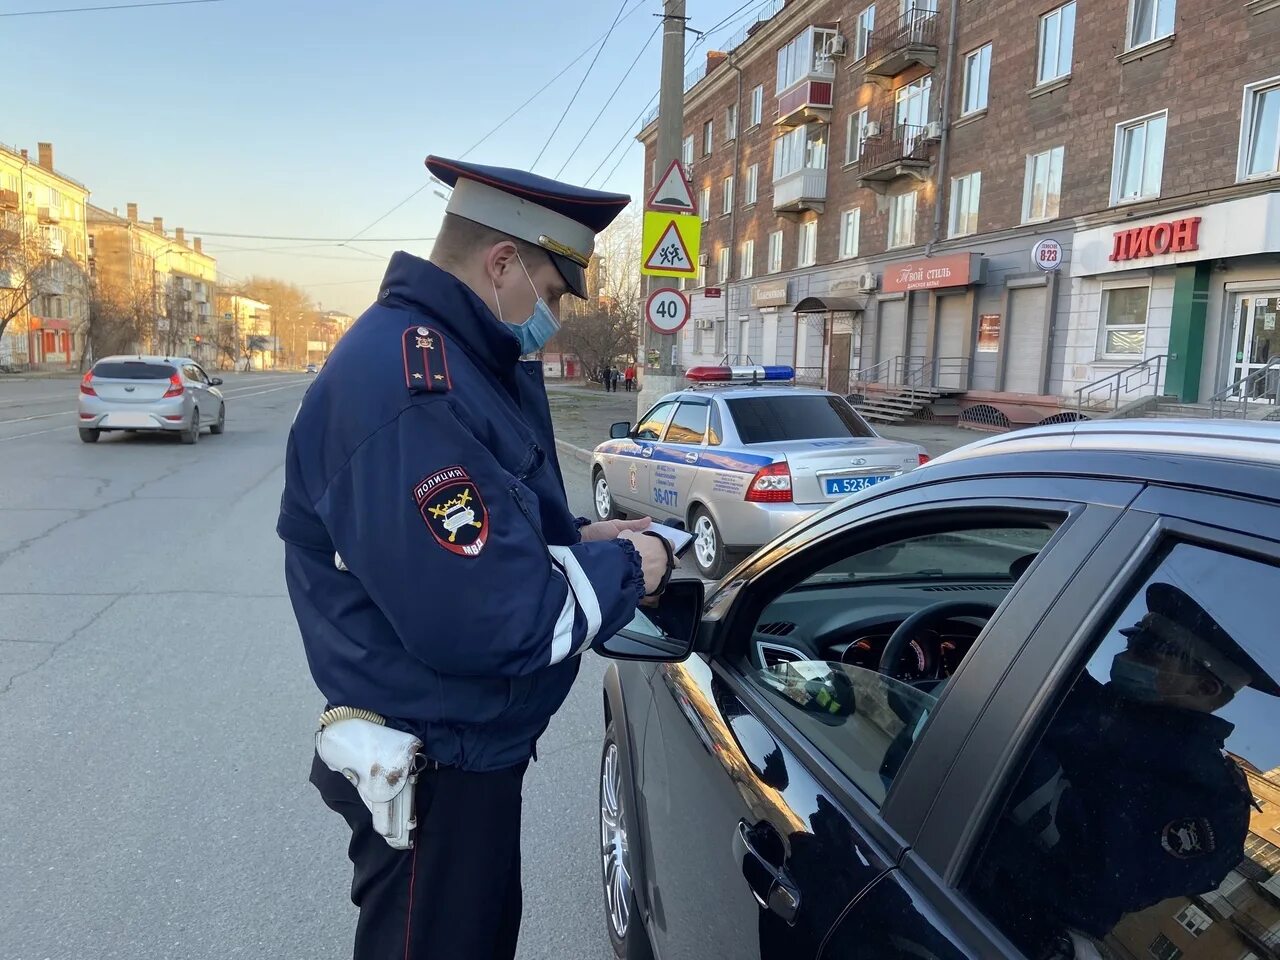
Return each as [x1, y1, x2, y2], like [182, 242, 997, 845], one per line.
[793, 295, 867, 313]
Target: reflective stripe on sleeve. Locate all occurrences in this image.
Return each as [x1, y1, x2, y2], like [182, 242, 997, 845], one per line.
[547, 545, 604, 664]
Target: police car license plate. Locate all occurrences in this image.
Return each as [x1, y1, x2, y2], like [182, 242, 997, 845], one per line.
[825, 475, 891, 496]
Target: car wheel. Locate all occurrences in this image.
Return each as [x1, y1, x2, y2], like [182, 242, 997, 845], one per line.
[181, 410, 200, 445]
[78, 428, 100, 444]
[691, 507, 727, 580]
[210, 404, 226, 435]
[601, 726, 652, 960]
[594, 469, 618, 522]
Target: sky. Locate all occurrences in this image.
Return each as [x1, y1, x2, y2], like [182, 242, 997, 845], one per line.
[3, 0, 762, 314]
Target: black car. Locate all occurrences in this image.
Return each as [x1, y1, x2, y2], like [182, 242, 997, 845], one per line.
[597, 420, 1280, 960]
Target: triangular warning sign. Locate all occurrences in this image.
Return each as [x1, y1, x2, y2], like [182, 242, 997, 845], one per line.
[646, 159, 697, 213]
[643, 219, 695, 274]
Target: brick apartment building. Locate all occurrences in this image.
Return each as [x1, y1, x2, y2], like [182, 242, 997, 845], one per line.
[640, 0, 1280, 428]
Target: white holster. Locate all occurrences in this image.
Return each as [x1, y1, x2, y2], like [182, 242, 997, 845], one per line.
[316, 717, 423, 850]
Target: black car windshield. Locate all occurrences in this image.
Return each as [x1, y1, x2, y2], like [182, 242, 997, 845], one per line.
[92, 361, 176, 380]
[727, 395, 875, 444]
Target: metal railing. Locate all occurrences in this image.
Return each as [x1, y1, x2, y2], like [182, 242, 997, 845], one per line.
[794, 366, 825, 386]
[852, 355, 970, 392]
[1075, 354, 1168, 415]
[858, 123, 933, 173]
[866, 9, 940, 64]
[1209, 357, 1280, 419]
[853, 356, 897, 388]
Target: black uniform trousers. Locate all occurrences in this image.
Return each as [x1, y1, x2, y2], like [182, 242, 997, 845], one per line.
[311, 753, 528, 960]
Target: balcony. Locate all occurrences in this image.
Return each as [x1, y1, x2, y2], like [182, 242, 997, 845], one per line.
[775, 61, 835, 128]
[864, 10, 940, 83]
[37, 206, 60, 224]
[773, 167, 828, 214]
[0, 189, 18, 210]
[857, 123, 934, 189]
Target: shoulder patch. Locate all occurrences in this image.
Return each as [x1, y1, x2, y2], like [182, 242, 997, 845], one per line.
[402, 325, 452, 393]
[413, 466, 489, 557]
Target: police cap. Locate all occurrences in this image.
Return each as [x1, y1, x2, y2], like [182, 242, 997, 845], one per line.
[426, 156, 630, 299]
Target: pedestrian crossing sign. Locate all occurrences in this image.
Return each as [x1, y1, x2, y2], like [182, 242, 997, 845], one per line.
[641, 212, 701, 279]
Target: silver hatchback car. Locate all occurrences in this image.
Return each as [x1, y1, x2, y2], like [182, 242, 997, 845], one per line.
[78, 355, 226, 444]
[591, 366, 926, 578]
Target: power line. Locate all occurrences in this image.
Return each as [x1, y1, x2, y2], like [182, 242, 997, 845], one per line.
[177, 230, 437, 242]
[587, 92, 657, 186]
[0, 0, 222, 16]
[555, 24, 660, 179]
[530, 0, 630, 171]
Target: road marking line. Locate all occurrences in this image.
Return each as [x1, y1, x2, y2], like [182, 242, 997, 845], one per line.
[0, 424, 74, 443]
[0, 410, 76, 426]
[0, 379, 310, 427]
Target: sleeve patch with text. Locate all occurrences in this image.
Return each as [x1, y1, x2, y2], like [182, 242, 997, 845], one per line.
[413, 466, 489, 557]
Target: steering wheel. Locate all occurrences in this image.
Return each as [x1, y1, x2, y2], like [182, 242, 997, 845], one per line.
[878, 601, 1000, 681]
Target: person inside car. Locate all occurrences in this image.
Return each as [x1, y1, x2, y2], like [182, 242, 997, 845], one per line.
[976, 582, 1273, 960]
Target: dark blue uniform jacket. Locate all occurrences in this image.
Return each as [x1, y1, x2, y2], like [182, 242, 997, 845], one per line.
[277, 253, 645, 771]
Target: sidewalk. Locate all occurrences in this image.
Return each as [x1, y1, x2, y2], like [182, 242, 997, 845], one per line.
[545, 383, 981, 459]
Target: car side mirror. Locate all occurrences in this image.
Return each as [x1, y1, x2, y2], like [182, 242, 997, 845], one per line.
[610, 421, 632, 439]
[209, 377, 223, 386]
[597, 578, 704, 662]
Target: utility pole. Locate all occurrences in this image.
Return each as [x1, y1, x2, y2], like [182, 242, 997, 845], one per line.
[637, 0, 688, 416]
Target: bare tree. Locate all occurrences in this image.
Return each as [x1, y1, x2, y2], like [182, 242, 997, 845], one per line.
[234, 276, 315, 368]
[0, 222, 61, 364]
[85, 276, 151, 363]
[552, 207, 643, 379]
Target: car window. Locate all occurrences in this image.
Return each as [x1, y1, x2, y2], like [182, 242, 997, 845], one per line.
[708, 403, 724, 446]
[966, 541, 1280, 960]
[727, 394, 876, 444]
[184, 364, 205, 383]
[741, 514, 1061, 807]
[636, 401, 677, 441]
[91, 361, 176, 380]
[664, 402, 709, 445]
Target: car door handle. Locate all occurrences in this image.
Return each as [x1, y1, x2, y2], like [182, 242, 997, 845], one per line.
[733, 820, 801, 924]
[684, 452, 698, 464]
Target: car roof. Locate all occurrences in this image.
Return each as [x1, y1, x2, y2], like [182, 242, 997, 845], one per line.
[661, 385, 837, 402]
[96, 355, 194, 366]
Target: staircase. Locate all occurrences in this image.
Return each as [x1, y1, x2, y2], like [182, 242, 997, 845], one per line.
[852, 384, 948, 424]
[848, 356, 967, 424]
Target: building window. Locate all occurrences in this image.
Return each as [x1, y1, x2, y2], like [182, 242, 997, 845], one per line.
[722, 175, 735, 215]
[840, 209, 861, 259]
[776, 26, 837, 93]
[1174, 905, 1212, 937]
[725, 104, 738, 142]
[696, 260, 707, 288]
[768, 230, 784, 274]
[774, 123, 828, 180]
[700, 186, 711, 223]
[1239, 76, 1280, 180]
[703, 120, 714, 157]
[962, 44, 992, 115]
[1100, 286, 1149, 357]
[750, 84, 764, 127]
[1148, 934, 1183, 960]
[798, 221, 817, 267]
[846, 107, 870, 164]
[949, 171, 981, 238]
[888, 191, 917, 249]
[1022, 145, 1065, 222]
[741, 239, 755, 279]
[855, 4, 876, 60]
[681, 136, 694, 168]
[745, 164, 759, 205]
[896, 74, 933, 131]
[1112, 111, 1168, 204]
[1038, 2, 1076, 84]
[718, 246, 731, 285]
[1129, 0, 1176, 49]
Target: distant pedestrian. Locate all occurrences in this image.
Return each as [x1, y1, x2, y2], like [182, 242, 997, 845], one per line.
[624, 363, 635, 392]
[610, 365, 620, 392]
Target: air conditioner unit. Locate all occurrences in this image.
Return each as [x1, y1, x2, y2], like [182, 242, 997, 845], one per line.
[925, 120, 944, 141]
[863, 121, 882, 139]
[827, 33, 847, 57]
[858, 273, 878, 292]
[698, 253, 709, 266]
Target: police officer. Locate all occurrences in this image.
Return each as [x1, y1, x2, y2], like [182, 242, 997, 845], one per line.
[277, 156, 673, 960]
[979, 582, 1273, 959]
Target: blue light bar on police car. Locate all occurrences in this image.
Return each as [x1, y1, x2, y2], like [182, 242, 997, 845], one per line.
[685, 365, 795, 384]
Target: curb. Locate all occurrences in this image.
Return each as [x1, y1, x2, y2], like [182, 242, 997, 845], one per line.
[556, 439, 594, 465]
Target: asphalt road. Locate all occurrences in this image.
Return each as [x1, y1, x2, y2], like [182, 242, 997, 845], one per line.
[0, 372, 613, 960]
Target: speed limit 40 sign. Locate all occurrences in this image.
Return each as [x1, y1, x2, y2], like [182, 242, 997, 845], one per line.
[645, 287, 690, 335]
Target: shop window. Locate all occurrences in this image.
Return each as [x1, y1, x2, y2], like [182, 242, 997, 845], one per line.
[1239, 77, 1280, 181]
[962, 44, 992, 116]
[1038, 2, 1076, 85]
[977, 314, 1001, 352]
[949, 172, 981, 238]
[1022, 146, 1064, 223]
[1100, 286, 1150, 357]
[888, 191, 917, 249]
[1113, 112, 1168, 204]
[1129, 0, 1175, 50]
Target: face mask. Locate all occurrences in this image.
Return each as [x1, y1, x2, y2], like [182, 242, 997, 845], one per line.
[1110, 657, 1163, 702]
[492, 253, 561, 356]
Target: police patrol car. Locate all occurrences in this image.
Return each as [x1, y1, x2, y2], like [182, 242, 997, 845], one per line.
[591, 365, 927, 578]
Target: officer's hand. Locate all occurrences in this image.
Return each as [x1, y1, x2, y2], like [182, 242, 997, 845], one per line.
[619, 530, 671, 596]
[580, 517, 651, 542]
